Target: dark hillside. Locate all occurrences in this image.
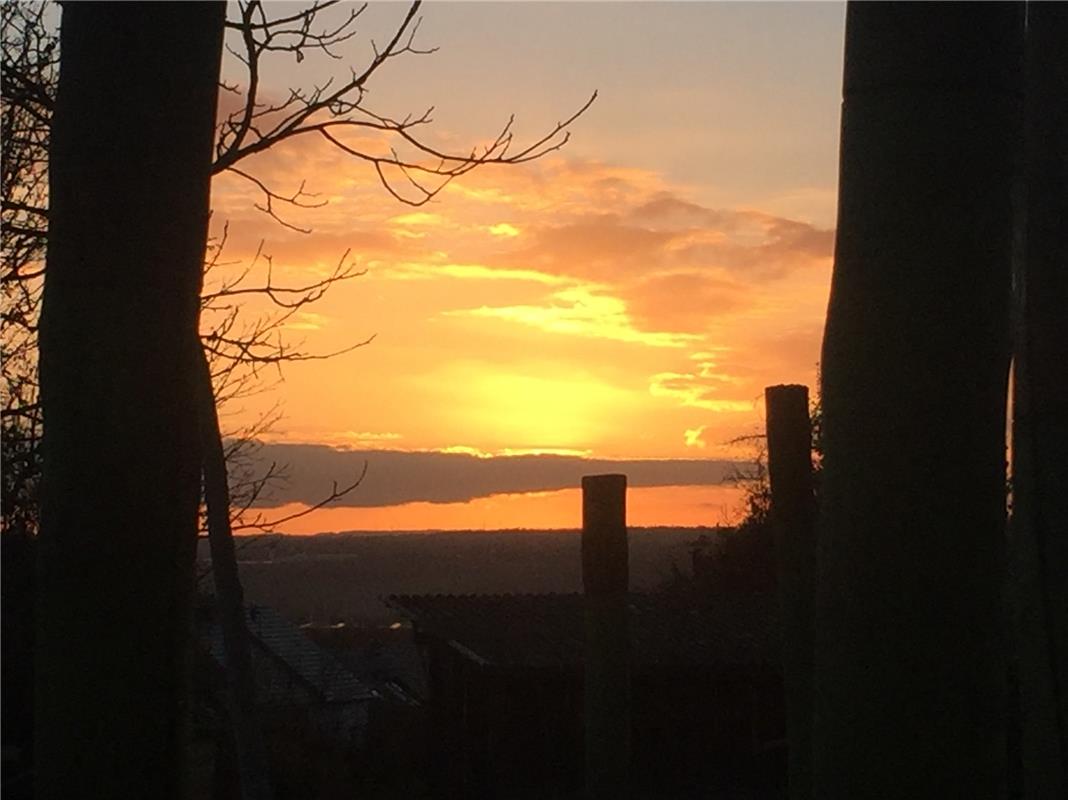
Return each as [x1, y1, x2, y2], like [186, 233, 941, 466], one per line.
[200, 528, 713, 624]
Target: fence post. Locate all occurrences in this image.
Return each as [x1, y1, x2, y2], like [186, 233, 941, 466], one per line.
[765, 384, 816, 800]
[582, 473, 630, 800]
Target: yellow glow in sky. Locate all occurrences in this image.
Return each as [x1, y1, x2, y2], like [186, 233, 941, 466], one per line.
[463, 370, 638, 451]
[205, 2, 844, 530]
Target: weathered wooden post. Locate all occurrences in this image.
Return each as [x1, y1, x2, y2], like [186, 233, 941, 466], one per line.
[765, 384, 817, 800]
[582, 473, 630, 800]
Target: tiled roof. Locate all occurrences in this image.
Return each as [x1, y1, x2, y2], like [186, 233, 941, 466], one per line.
[303, 625, 428, 700]
[203, 604, 375, 705]
[386, 592, 780, 671]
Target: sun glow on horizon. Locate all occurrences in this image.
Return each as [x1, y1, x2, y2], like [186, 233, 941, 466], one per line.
[250, 484, 748, 535]
[203, 2, 843, 529]
[433, 368, 640, 451]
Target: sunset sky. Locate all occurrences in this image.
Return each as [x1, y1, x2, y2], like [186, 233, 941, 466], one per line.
[207, 1, 846, 532]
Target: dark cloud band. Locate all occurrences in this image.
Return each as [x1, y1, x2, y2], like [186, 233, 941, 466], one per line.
[242, 442, 748, 508]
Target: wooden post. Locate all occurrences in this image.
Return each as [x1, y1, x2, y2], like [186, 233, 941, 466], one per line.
[765, 385, 816, 800]
[582, 474, 630, 800]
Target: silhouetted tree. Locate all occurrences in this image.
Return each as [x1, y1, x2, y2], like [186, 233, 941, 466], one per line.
[29, 3, 592, 798]
[0, 46, 359, 546]
[212, 0, 592, 223]
[5, 0, 594, 538]
[814, 4, 1023, 797]
[1, 0, 53, 540]
[0, 3, 357, 542]
[200, 5, 589, 788]
[36, 5, 226, 799]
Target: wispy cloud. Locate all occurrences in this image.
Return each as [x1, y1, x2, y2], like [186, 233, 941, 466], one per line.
[649, 371, 754, 412]
[334, 431, 404, 446]
[448, 285, 700, 348]
[282, 311, 330, 331]
[384, 261, 569, 285]
[208, 152, 828, 464]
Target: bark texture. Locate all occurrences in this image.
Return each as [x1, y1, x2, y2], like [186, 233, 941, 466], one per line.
[814, 4, 1023, 797]
[1010, 4, 1068, 797]
[35, 4, 225, 798]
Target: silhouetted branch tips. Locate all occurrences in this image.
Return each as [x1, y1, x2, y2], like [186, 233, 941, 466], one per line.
[233, 461, 367, 533]
[2, 1, 54, 536]
[212, 0, 595, 213]
[200, 240, 371, 433]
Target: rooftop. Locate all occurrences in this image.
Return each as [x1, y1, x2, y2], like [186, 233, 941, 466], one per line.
[201, 603, 375, 706]
[387, 592, 780, 671]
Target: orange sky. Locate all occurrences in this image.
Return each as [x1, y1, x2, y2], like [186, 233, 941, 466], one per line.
[206, 2, 845, 532]
[253, 485, 745, 534]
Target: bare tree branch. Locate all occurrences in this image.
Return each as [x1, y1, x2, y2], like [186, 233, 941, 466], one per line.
[212, 0, 595, 216]
[4, 0, 592, 537]
[2, 0, 55, 536]
[232, 462, 368, 534]
[224, 166, 326, 233]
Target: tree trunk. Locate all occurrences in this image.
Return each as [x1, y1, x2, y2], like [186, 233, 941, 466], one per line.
[1010, 4, 1068, 797]
[814, 4, 1023, 798]
[196, 349, 274, 800]
[35, 4, 225, 799]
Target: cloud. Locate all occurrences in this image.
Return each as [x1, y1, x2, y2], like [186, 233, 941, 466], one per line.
[207, 151, 828, 460]
[672, 212, 833, 279]
[649, 370, 754, 413]
[488, 223, 521, 237]
[441, 158, 669, 215]
[505, 214, 676, 282]
[420, 159, 833, 349]
[332, 431, 404, 445]
[204, 218, 407, 285]
[628, 193, 732, 229]
[447, 285, 699, 348]
[241, 442, 748, 508]
[282, 311, 330, 332]
[487, 174, 832, 287]
[623, 271, 746, 333]
[391, 212, 443, 227]
[684, 426, 707, 449]
[383, 261, 568, 285]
